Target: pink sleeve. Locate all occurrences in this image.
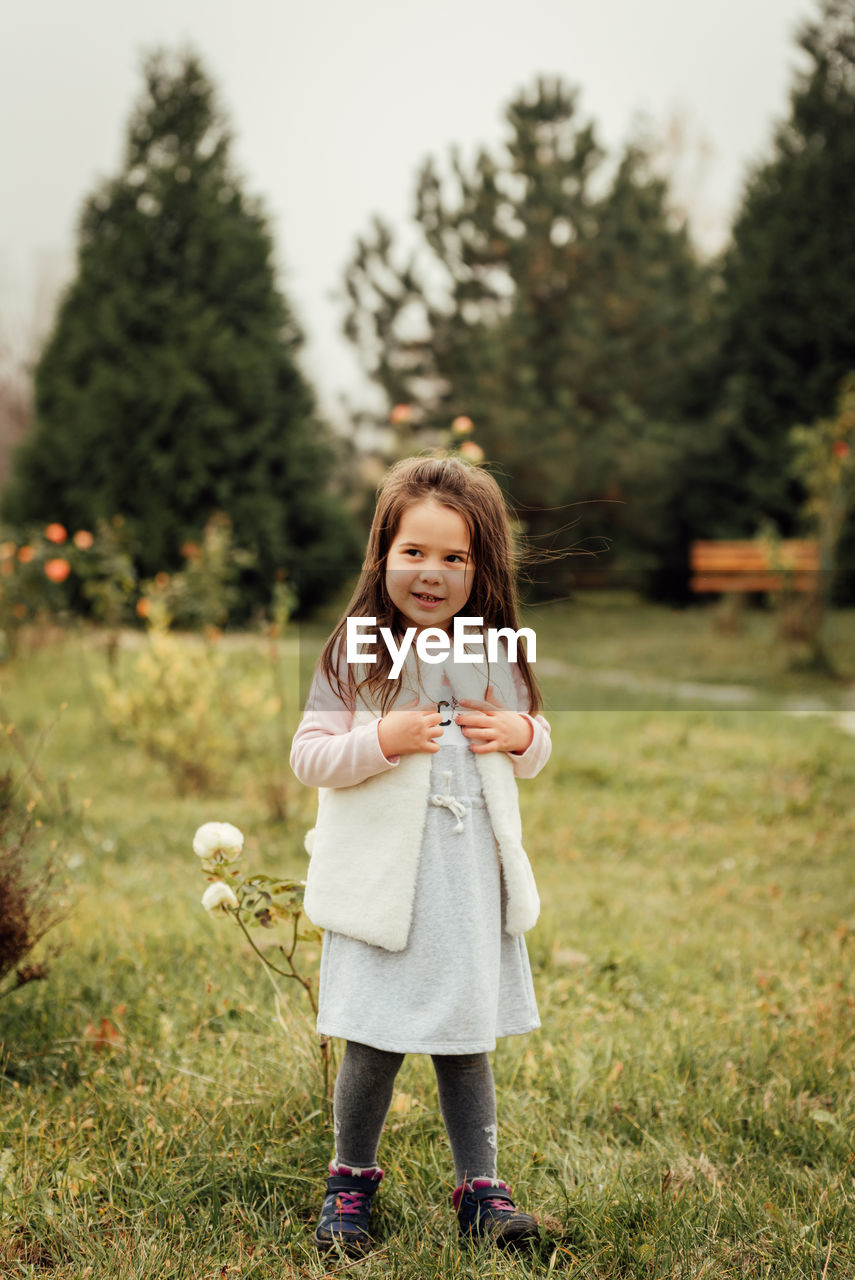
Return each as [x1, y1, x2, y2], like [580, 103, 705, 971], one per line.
[289, 649, 401, 789]
[506, 661, 552, 779]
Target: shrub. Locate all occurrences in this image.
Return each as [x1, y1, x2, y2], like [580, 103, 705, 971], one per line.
[0, 774, 63, 999]
[97, 620, 281, 795]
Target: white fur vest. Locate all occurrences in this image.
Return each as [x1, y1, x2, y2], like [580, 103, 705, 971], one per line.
[302, 637, 540, 951]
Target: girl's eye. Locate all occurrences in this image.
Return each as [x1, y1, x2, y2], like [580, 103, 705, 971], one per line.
[401, 549, 467, 563]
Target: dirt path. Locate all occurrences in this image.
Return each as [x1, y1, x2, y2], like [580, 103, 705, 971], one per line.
[536, 658, 855, 735]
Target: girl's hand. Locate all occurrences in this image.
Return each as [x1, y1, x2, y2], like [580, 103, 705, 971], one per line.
[455, 687, 534, 755]
[378, 697, 443, 758]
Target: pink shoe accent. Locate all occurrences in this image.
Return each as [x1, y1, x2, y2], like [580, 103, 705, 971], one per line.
[335, 1190, 370, 1216]
[328, 1161, 384, 1181]
[452, 1177, 512, 1210]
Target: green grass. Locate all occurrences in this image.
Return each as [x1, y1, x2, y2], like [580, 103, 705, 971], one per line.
[1, 598, 854, 1278]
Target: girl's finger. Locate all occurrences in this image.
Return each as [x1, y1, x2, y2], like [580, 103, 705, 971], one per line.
[457, 698, 495, 714]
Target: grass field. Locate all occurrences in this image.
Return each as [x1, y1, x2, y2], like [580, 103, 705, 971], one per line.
[1, 596, 854, 1278]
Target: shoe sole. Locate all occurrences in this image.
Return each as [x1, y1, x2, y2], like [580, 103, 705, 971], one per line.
[313, 1228, 374, 1256]
[459, 1220, 541, 1247]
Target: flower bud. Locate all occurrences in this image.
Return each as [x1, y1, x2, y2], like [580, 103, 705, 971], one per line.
[193, 821, 245, 860]
[201, 881, 239, 915]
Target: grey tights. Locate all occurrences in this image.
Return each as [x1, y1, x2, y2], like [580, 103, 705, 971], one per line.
[333, 1039, 498, 1183]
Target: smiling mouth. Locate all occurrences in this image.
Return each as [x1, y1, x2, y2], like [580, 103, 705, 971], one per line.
[413, 592, 443, 603]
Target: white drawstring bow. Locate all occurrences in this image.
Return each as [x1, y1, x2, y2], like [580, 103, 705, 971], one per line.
[430, 770, 466, 833]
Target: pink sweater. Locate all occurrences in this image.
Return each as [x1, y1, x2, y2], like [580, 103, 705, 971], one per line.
[290, 659, 551, 790]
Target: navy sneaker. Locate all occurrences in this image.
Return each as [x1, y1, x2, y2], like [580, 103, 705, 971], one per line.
[453, 1178, 539, 1246]
[312, 1162, 384, 1254]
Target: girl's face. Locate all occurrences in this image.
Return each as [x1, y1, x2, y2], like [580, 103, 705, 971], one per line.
[385, 498, 474, 634]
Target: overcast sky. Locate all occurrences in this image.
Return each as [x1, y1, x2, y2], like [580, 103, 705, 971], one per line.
[1, 0, 815, 427]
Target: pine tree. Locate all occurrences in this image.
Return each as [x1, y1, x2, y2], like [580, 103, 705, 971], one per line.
[342, 77, 717, 594]
[713, 0, 855, 537]
[3, 48, 356, 613]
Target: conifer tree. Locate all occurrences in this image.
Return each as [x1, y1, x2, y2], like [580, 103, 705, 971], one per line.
[713, 0, 855, 538]
[342, 77, 716, 593]
[3, 48, 356, 612]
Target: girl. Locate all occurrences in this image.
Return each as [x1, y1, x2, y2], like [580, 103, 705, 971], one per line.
[290, 454, 551, 1252]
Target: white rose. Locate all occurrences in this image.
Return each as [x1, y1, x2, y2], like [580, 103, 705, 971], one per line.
[193, 822, 244, 860]
[201, 881, 239, 915]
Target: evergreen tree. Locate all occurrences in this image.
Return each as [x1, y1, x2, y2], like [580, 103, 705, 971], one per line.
[342, 77, 717, 595]
[3, 48, 356, 613]
[712, 0, 855, 538]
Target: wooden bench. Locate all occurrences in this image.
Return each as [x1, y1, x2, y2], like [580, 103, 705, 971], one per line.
[690, 540, 819, 594]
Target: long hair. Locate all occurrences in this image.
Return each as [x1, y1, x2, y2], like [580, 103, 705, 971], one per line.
[318, 454, 542, 716]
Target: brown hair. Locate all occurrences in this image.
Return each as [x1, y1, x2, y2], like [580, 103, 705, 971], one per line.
[317, 454, 542, 716]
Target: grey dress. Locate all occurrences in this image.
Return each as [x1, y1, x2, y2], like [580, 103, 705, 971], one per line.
[316, 696, 540, 1055]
